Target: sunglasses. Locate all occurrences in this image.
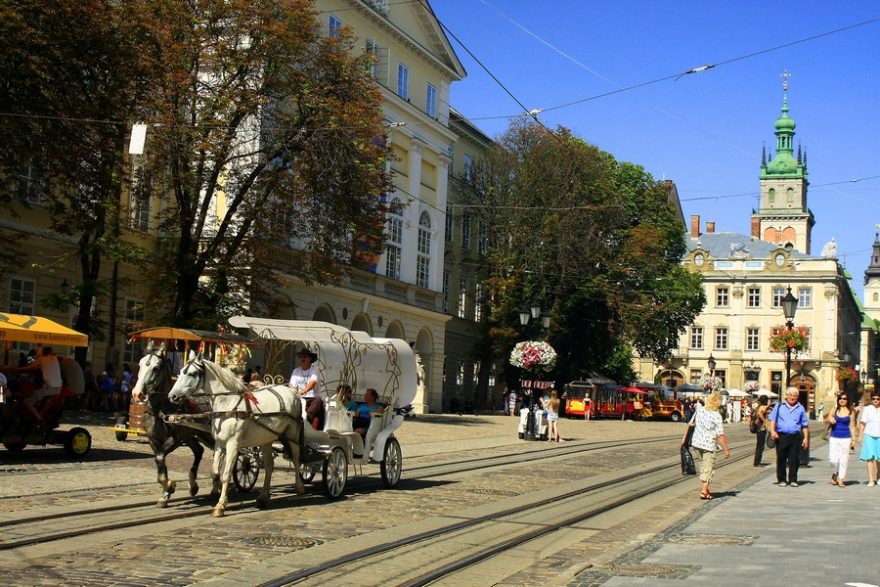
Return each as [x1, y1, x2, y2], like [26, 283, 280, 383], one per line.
[872, 397, 880, 401]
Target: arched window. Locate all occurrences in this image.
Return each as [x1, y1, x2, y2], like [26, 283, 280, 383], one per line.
[416, 211, 431, 288]
[768, 188, 775, 204]
[786, 187, 794, 205]
[385, 198, 403, 280]
[874, 293, 879, 303]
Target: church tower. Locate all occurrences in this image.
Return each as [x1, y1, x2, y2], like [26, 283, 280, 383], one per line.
[864, 229, 880, 318]
[751, 73, 814, 254]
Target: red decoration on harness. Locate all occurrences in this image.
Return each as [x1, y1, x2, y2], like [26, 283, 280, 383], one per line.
[245, 391, 259, 405]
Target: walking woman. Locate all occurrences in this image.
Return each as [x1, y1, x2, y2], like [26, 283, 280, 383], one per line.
[826, 393, 857, 487]
[545, 390, 565, 443]
[858, 392, 880, 486]
[682, 391, 730, 500]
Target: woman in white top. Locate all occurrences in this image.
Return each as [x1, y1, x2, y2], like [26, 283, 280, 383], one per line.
[858, 392, 880, 486]
[290, 349, 323, 429]
[682, 391, 730, 500]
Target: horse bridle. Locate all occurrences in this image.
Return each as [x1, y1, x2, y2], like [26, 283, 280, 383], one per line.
[140, 351, 170, 396]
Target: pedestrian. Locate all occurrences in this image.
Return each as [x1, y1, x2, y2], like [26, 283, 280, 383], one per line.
[508, 389, 517, 416]
[826, 393, 857, 487]
[584, 393, 591, 422]
[857, 391, 880, 486]
[753, 395, 770, 466]
[19, 346, 63, 428]
[681, 390, 729, 500]
[99, 363, 115, 411]
[118, 363, 132, 412]
[81, 361, 98, 411]
[767, 386, 810, 487]
[545, 390, 565, 443]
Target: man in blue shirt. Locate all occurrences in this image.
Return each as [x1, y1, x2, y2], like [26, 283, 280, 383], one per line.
[768, 387, 811, 486]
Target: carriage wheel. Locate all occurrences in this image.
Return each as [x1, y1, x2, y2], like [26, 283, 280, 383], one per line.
[300, 463, 316, 484]
[670, 412, 682, 422]
[322, 447, 347, 499]
[233, 447, 261, 492]
[3, 441, 26, 452]
[64, 427, 91, 459]
[380, 437, 402, 488]
[114, 415, 129, 441]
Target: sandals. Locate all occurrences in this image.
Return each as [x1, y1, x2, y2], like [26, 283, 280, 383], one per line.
[700, 492, 714, 500]
[831, 473, 838, 485]
[838, 480, 846, 487]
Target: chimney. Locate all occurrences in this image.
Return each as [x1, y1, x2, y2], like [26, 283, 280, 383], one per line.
[690, 215, 701, 238]
[751, 216, 761, 238]
[706, 221, 715, 234]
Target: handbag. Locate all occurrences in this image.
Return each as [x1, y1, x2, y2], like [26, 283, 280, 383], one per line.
[766, 434, 776, 449]
[680, 445, 697, 475]
[766, 400, 783, 448]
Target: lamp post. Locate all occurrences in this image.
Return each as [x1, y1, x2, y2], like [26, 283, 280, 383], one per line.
[707, 354, 716, 381]
[781, 286, 798, 388]
[519, 303, 551, 332]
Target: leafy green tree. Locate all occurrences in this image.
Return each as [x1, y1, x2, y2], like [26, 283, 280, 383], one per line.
[0, 0, 154, 363]
[462, 120, 704, 386]
[132, 0, 392, 327]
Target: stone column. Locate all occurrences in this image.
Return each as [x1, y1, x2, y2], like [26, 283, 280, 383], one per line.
[401, 143, 422, 283]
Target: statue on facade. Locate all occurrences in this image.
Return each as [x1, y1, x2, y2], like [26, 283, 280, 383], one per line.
[821, 237, 838, 259]
[415, 353, 426, 396]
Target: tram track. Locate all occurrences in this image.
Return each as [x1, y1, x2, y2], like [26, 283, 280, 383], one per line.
[254, 440, 759, 587]
[0, 434, 682, 550]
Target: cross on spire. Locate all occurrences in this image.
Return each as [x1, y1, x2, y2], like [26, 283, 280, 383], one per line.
[781, 70, 791, 91]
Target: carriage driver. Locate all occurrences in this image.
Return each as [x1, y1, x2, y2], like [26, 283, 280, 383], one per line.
[290, 348, 324, 430]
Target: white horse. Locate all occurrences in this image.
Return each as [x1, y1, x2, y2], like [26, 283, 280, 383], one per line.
[168, 356, 306, 517]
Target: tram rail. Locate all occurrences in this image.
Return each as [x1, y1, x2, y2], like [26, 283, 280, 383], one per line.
[0, 434, 681, 550]
[257, 440, 758, 587]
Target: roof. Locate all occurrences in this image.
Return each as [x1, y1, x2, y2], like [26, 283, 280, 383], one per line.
[686, 231, 812, 260]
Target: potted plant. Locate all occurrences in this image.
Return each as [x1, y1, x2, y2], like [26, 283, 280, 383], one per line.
[769, 326, 809, 353]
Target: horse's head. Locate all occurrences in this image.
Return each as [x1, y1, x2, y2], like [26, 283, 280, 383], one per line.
[132, 343, 169, 402]
[169, 355, 206, 404]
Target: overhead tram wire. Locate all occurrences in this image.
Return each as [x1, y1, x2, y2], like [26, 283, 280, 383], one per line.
[419, 0, 565, 145]
[469, 15, 880, 121]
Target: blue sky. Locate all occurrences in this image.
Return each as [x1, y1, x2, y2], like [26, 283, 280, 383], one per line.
[431, 1, 880, 298]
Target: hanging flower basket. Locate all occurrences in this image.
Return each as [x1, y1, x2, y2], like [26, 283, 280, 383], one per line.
[510, 340, 557, 372]
[836, 367, 859, 385]
[701, 373, 723, 392]
[769, 326, 809, 353]
[744, 380, 760, 393]
[216, 342, 251, 375]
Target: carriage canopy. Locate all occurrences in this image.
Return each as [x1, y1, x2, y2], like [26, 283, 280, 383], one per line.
[227, 316, 417, 409]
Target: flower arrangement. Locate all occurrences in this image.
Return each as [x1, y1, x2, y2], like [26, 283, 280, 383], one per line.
[836, 367, 859, 385]
[509, 340, 557, 372]
[701, 373, 723, 392]
[216, 342, 251, 375]
[744, 380, 760, 393]
[769, 326, 809, 353]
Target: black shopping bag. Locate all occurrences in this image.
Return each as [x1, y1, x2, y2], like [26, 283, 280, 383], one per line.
[680, 446, 697, 475]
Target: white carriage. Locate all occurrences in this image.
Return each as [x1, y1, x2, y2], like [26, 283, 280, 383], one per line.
[227, 316, 416, 498]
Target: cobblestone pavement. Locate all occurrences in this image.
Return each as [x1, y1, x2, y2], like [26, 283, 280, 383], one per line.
[1, 412, 764, 586]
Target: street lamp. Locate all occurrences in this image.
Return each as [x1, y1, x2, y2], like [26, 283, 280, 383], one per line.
[781, 286, 798, 387]
[519, 303, 551, 330]
[707, 354, 716, 378]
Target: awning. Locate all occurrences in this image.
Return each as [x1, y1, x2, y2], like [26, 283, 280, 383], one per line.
[0, 313, 89, 347]
[618, 386, 650, 395]
[128, 327, 256, 346]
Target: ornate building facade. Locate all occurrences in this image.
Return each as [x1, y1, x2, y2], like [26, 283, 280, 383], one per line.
[634, 87, 862, 414]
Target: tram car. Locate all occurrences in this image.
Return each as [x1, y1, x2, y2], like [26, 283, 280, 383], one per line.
[0, 313, 91, 458]
[587, 384, 650, 420]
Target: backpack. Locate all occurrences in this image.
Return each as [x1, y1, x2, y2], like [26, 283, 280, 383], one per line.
[749, 406, 761, 433]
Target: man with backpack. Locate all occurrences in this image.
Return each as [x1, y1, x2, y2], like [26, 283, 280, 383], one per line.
[751, 395, 770, 466]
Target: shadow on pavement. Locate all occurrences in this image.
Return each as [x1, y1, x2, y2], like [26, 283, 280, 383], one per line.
[0, 446, 153, 464]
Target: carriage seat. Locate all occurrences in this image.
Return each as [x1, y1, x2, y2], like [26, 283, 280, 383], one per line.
[323, 398, 354, 434]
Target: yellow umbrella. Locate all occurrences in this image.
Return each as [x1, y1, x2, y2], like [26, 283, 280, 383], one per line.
[0, 312, 89, 347]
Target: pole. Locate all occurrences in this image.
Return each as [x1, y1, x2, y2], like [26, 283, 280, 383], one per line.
[784, 319, 794, 388]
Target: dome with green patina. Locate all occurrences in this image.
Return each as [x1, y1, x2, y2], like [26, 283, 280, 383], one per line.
[774, 112, 795, 131]
[766, 152, 798, 174]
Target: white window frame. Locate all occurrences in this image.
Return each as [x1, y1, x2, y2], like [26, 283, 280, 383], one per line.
[8, 277, 36, 352]
[463, 153, 474, 180]
[329, 15, 342, 37]
[747, 286, 760, 308]
[462, 214, 472, 249]
[365, 38, 378, 78]
[425, 83, 436, 118]
[445, 205, 454, 242]
[798, 287, 812, 308]
[416, 211, 431, 289]
[474, 283, 483, 322]
[397, 63, 409, 99]
[442, 270, 450, 314]
[746, 327, 760, 351]
[772, 286, 785, 308]
[458, 278, 467, 319]
[690, 326, 703, 349]
[385, 198, 403, 280]
[714, 327, 728, 350]
[716, 286, 729, 307]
